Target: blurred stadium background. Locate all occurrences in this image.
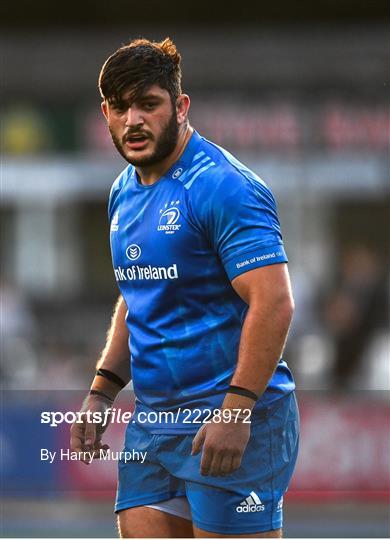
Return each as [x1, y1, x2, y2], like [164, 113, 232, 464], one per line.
[1, 0, 389, 537]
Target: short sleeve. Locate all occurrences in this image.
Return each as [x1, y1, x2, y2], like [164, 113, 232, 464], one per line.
[197, 170, 288, 281]
[107, 167, 129, 221]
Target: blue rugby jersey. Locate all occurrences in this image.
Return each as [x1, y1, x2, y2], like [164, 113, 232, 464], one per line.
[108, 130, 295, 434]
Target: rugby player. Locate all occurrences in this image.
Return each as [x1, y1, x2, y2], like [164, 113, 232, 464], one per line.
[70, 37, 299, 538]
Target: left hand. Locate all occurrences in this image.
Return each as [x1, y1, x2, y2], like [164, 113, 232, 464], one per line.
[191, 414, 251, 476]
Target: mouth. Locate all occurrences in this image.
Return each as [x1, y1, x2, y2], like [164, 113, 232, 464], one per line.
[124, 133, 150, 151]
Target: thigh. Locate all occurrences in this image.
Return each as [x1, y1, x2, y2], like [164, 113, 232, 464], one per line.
[118, 506, 194, 538]
[193, 525, 282, 538]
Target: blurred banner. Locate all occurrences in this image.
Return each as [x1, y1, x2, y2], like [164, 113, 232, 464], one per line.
[2, 102, 389, 155]
[2, 391, 389, 501]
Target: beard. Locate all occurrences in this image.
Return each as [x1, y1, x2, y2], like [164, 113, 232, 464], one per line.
[109, 110, 179, 167]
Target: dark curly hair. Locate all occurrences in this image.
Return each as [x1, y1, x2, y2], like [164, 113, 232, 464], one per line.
[98, 37, 182, 105]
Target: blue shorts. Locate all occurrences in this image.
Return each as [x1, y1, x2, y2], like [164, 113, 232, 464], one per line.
[115, 391, 299, 535]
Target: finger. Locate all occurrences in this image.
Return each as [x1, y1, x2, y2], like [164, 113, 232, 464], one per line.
[231, 453, 243, 472]
[220, 454, 234, 476]
[92, 444, 110, 459]
[191, 425, 206, 456]
[80, 453, 92, 465]
[93, 442, 110, 454]
[79, 442, 108, 465]
[209, 453, 223, 477]
[70, 426, 85, 452]
[200, 446, 213, 476]
[84, 420, 96, 449]
[71, 437, 84, 453]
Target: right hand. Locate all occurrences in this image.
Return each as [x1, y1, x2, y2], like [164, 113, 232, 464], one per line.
[70, 394, 113, 464]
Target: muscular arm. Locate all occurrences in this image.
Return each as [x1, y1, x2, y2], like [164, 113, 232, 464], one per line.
[92, 294, 131, 400]
[192, 263, 294, 476]
[221, 263, 294, 410]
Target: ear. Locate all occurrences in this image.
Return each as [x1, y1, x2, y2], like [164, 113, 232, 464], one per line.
[176, 94, 190, 125]
[101, 100, 109, 121]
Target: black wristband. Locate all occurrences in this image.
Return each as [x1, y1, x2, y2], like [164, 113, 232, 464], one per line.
[89, 389, 114, 402]
[227, 385, 258, 402]
[96, 368, 127, 389]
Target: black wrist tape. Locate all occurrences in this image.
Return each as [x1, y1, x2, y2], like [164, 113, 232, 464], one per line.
[227, 385, 258, 402]
[96, 368, 127, 389]
[89, 389, 114, 402]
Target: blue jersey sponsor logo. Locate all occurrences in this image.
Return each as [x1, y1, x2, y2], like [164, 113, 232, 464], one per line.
[125, 244, 141, 261]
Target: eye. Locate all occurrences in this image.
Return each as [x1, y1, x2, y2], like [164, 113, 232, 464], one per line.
[143, 102, 157, 111]
[110, 102, 127, 113]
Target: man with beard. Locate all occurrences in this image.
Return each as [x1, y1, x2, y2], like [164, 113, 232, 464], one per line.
[70, 38, 299, 538]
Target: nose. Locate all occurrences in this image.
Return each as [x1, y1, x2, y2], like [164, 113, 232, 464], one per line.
[125, 105, 144, 128]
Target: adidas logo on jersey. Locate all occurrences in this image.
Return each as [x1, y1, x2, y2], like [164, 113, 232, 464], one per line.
[111, 210, 119, 232]
[236, 491, 265, 512]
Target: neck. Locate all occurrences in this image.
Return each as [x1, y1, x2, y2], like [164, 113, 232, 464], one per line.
[136, 124, 193, 186]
